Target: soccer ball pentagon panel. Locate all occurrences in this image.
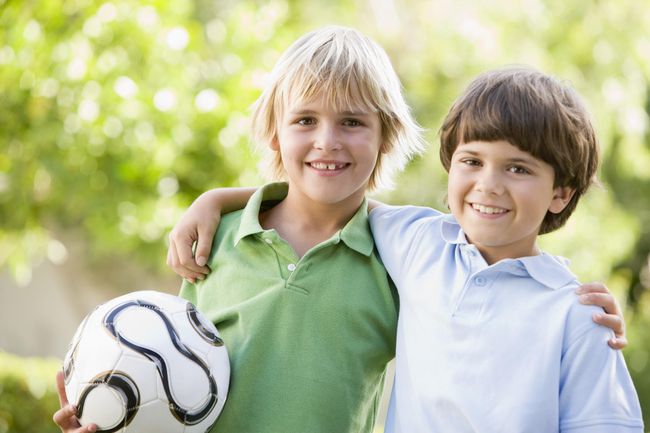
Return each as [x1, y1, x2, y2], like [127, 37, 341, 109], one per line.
[63, 290, 230, 433]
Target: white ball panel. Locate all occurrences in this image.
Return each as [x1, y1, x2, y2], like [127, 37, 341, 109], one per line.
[126, 399, 182, 433]
[77, 383, 126, 430]
[112, 353, 161, 405]
[207, 347, 231, 400]
[63, 374, 82, 408]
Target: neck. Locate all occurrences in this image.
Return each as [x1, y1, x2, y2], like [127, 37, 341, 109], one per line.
[477, 243, 542, 265]
[259, 186, 365, 257]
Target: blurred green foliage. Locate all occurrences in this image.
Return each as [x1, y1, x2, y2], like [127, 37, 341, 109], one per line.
[0, 352, 60, 433]
[1, 0, 649, 429]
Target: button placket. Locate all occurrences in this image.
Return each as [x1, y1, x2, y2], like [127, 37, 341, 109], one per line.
[259, 233, 297, 280]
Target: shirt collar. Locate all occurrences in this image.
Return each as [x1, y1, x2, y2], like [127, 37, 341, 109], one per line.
[235, 182, 288, 244]
[338, 198, 374, 256]
[234, 182, 374, 257]
[514, 253, 577, 290]
[441, 214, 469, 245]
[439, 214, 577, 290]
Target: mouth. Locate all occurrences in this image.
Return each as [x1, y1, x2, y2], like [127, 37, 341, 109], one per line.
[307, 161, 350, 171]
[470, 203, 509, 215]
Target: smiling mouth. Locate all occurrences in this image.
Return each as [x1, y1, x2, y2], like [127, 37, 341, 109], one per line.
[471, 203, 509, 215]
[308, 162, 350, 170]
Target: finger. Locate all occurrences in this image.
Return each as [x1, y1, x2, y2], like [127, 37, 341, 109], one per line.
[182, 272, 208, 284]
[167, 239, 181, 270]
[194, 225, 214, 270]
[166, 244, 174, 267]
[592, 313, 624, 336]
[575, 282, 608, 294]
[608, 336, 628, 350]
[56, 370, 69, 407]
[69, 424, 97, 433]
[52, 404, 77, 428]
[167, 240, 200, 283]
[579, 293, 620, 315]
[177, 240, 207, 275]
[168, 225, 211, 277]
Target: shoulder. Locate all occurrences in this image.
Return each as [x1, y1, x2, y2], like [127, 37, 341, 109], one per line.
[368, 205, 453, 281]
[370, 204, 445, 220]
[221, 208, 245, 225]
[556, 283, 643, 429]
[561, 284, 608, 346]
[369, 204, 452, 250]
[518, 253, 603, 341]
[207, 209, 247, 253]
[369, 205, 447, 235]
[214, 209, 245, 236]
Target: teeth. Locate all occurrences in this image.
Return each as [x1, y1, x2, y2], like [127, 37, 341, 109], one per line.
[472, 203, 507, 214]
[311, 162, 343, 170]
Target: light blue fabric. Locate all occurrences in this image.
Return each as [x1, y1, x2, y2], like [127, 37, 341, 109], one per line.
[369, 204, 643, 433]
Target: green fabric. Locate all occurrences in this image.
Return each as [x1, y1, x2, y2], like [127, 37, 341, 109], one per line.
[180, 182, 397, 433]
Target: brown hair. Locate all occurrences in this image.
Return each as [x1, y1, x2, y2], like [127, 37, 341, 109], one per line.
[439, 66, 600, 234]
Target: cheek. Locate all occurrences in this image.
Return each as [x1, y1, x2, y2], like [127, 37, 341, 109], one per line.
[446, 170, 463, 195]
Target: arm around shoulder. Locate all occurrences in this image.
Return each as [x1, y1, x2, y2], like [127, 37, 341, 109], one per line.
[368, 204, 444, 283]
[558, 307, 643, 432]
[167, 187, 257, 282]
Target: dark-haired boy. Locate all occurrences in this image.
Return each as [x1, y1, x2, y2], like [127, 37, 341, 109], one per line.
[371, 66, 643, 432]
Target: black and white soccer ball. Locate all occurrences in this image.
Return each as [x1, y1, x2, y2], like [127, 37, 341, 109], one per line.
[63, 290, 230, 433]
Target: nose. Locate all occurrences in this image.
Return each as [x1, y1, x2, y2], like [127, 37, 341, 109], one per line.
[474, 168, 505, 195]
[314, 123, 341, 151]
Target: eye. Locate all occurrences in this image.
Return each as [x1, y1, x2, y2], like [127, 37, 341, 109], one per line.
[460, 158, 481, 167]
[508, 165, 530, 174]
[296, 117, 316, 126]
[342, 118, 362, 127]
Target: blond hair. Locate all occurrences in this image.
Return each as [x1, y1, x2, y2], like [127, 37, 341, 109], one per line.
[251, 25, 426, 191]
[439, 66, 600, 234]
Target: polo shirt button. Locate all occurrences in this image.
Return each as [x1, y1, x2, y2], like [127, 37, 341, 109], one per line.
[264, 238, 273, 245]
[475, 276, 487, 286]
[287, 263, 296, 272]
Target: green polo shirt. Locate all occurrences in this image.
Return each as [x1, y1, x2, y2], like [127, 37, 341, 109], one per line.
[180, 182, 397, 433]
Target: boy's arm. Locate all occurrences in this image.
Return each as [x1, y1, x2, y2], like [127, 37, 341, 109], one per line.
[577, 282, 628, 349]
[167, 187, 257, 282]
[52, 371, 97, 433]
[559, 305, 643, 431]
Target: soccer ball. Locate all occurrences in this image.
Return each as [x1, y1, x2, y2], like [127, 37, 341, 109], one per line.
[63, 290, 230, 433]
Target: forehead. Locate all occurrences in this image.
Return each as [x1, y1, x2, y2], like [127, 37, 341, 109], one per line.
[284, 82, 377, 113]
[455, 140, 544, 164]
[285, 92, 377, 115]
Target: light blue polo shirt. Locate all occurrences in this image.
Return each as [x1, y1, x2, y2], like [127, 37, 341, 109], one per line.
[369, 205, 643, 433]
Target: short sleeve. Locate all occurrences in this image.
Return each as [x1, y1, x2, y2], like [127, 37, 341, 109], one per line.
[559, 305, 643, 432]
[369, 205, 443, 285]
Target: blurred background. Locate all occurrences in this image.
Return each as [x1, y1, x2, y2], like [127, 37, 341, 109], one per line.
[1, 0, 649, 431]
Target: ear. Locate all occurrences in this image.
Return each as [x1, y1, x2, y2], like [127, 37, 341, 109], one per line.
[548, 186, 575, 214]
[269, 136, 280, 151]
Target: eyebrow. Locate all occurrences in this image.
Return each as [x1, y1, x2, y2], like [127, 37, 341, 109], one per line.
[508, 157, 541, 167]
[288, 109, 370, 116]
[456, 149, 542, 167]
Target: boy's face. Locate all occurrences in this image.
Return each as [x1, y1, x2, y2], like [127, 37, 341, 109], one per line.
[272, 92, 382, 208]
[447, 140, 574, 263]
